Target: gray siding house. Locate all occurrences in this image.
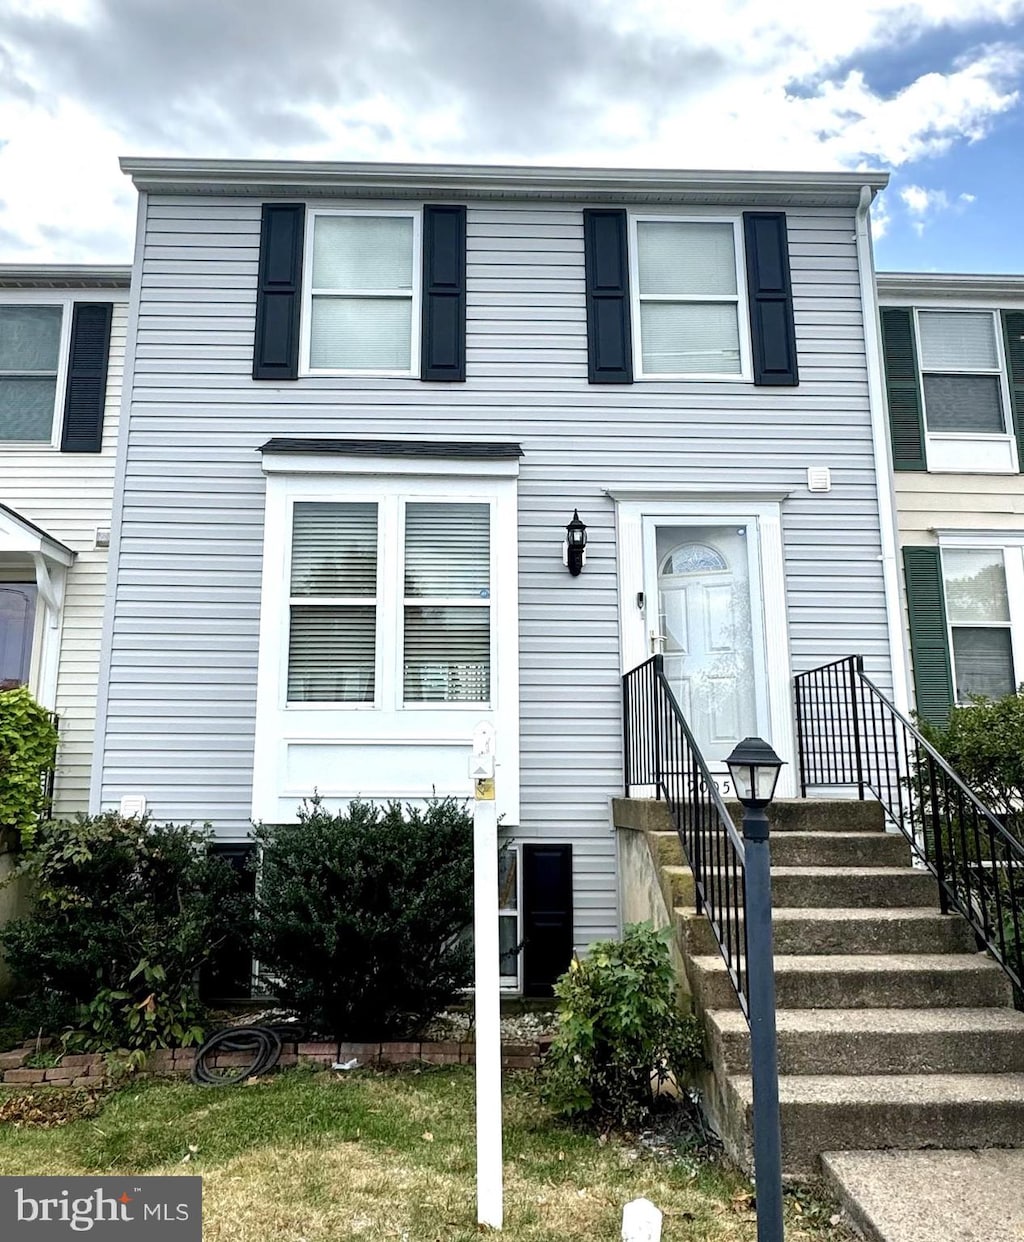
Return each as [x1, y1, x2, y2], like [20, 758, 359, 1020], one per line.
[93, 160, 902, 993]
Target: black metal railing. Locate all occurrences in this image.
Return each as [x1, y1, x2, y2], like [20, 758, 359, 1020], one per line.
[796, 655, 1024, 994]
[623, 655, 750, 1017]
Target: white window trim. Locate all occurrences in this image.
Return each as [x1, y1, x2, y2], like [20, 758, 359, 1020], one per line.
[0, 292, 73, 450]
[253, 451, 520, 825]
[912, 306, 1019, 474]
[937, 534, 1024, 702]
[628, 213, 752, 383]
[498, 841, 522, 992]
[614, 495, 795, 796]
[299, 208, 422, 379]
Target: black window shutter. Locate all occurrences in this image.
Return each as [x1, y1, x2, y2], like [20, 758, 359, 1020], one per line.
[1002, 310, 1024, 473]
[881, 307, 927, 471]
[522, 844, 573, 997]
[253, 203, 305, 381]
[903, 546, 954, 727]
[421, 205, 466, 382]
[743, 212, 799, 386]
[60, 302, 113, 453]
[583, 209, 633, 383]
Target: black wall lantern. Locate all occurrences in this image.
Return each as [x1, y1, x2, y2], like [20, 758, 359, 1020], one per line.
[563, 509, 587, 576]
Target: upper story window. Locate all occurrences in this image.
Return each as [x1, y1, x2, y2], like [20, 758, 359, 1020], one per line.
[302, 210, 421, 376]
[0, 304, 65, 442]
[918, 311, 1009, 437]
[630, 218, 748, 379]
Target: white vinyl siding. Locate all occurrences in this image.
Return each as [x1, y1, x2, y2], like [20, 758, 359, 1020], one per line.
[0, 296, 127, 812]
[100, 193, 891, 952]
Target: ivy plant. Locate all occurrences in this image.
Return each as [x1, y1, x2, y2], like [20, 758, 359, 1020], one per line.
[0, 687, 58, 847]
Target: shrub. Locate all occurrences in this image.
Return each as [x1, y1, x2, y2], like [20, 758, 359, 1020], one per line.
[920, 690, 1024, 839]
[542, 922, 704, 1129]
[0, 813, 251, 1051]
[253, 796, 474, 1039]
[0, 687, 58, 846]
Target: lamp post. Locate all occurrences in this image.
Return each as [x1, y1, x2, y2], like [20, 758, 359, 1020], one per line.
[725, 737, 785, 1242]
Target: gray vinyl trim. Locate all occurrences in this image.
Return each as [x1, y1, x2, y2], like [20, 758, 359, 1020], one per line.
[89, 191, 148, 813]
[0, 264, 131, 289]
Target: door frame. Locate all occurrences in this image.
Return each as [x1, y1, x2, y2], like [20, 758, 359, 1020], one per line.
[615, 494, 795, 797]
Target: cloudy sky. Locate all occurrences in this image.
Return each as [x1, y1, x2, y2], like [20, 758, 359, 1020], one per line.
[2, 0, 1023, 272]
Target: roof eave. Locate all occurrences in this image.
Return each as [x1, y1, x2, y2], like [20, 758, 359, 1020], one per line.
[120, 157, 889, 207]
[0, 264, 131, 290]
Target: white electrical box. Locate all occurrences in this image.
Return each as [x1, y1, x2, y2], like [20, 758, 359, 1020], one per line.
[119, 794, 147, 818]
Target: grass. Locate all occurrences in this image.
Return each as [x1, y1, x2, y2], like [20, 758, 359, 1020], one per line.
[0, 1067, 850, 1241]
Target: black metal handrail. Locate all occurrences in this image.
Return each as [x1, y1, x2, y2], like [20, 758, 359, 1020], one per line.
[795, 655, 1024, 993]
[623, 655, 750, 1018]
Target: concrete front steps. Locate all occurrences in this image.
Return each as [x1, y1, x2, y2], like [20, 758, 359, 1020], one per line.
[612, 796, 1024, 1183]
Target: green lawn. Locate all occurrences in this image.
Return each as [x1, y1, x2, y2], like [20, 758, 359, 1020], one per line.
[0, 1067, 849, 1241]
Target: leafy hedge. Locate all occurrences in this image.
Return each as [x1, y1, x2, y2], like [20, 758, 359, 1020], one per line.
[253, 796, 474, 1039]
[0, 687, 58, 845]
[0, 813, 252, 1050]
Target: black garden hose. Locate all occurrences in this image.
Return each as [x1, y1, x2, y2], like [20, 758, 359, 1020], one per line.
[190, 1025, 283, 1086]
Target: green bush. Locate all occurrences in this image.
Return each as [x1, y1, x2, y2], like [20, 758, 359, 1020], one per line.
[542, 922, 704, 1129]
[0, 813, 251, 1051]
[253, 796, 473, 1039]
[920, 691, 1024, 838]
[0, 687, 58, 846]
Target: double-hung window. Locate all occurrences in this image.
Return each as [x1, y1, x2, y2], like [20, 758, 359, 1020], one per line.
[304, 211, 420, 376]
[916, 309, 1015, 472]
[0, 304, 65, 442]
[631, 218, 747, 378]
[941, 545, 1024, 702]
[284, 498, 491, 708]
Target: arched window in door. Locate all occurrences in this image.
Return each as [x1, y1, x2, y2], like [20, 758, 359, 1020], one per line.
[661, 543, 728, 577]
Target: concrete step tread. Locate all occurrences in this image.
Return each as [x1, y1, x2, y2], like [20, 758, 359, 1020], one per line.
[692, 952, 1003, 975]
[708, 1007, 1024, 1036]
[729, 1072, 1024, 1106]
[822, 1150, 1024, 1242]
[678, 905, 962, 923]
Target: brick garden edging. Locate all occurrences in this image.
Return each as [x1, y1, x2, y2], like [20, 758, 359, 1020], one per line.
[0, 1036, 553, 1087]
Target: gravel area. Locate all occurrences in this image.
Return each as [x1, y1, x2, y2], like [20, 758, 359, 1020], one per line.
[422, 1008, 558, 1043]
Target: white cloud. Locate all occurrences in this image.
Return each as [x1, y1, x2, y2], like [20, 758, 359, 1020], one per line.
[898, 182, 978, 235]
[0, 0, 1021, 258]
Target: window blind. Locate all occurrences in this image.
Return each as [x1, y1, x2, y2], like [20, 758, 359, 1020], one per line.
[923, 374, 1004, 433]
[951, 627, 1014, 700]
[290, 502, 378, 596]
[919, 311, 999, 371]
[640, 302, 740, 374]
[309, 297, 412, 371]
[288, 605, 376, 702]
[404, 502, 490, 597]
[0, 305, 62, 441]
[403, 606, 490, 702]
[312, 216, 413, 290]
[637, 222, 736, 295]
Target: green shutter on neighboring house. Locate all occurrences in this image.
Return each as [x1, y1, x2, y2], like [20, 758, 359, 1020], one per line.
[903, 546, 954, 726]
[1002, 310, 1024, 473]
[881, 307, 927, 471]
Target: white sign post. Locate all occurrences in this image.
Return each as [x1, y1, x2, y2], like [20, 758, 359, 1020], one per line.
[471, 721, 503, 1230]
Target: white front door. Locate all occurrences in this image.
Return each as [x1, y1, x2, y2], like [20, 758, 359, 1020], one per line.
[642, 519, 769, 768]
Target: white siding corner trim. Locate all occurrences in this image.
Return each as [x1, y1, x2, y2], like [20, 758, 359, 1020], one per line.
[252, 455, 521, 824]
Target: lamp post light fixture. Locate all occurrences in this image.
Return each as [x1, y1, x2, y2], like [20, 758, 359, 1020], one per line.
[563, 509, 588, 576]
[725, 736, 786, 1242]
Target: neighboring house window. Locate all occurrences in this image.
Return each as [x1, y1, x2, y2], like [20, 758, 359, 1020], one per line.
[0, 582, 37, 684]
[919, 311, 1009, 436]
[303, 211, 420, 375]
[942, 547, 1019, 701]
[631, 218, 747, 378]
[0, 305, 63, 442]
